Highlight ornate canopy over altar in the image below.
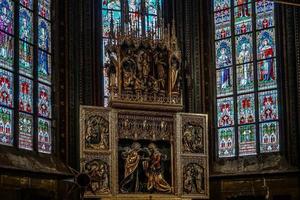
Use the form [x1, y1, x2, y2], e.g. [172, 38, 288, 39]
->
[79, 23, 209, 200]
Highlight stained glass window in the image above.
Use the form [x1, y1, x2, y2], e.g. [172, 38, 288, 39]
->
[38, 117, 51, 153]
[0, 32, 14, 70]
[38, 18, 51, 52]
[0, 0, 14, 34]
[0, 68, 13, 107]
[214, 0, 280, 157]
[19, 6, 33, 43]
[0, 106, 13, 146]
[0, 0, 52, 153]
[19, 41, 33, 77]
[19, 76, 33, 113]
[20, 0, 33, 10]
[19, 113, 33, 150]
[101, 0, 163, 107]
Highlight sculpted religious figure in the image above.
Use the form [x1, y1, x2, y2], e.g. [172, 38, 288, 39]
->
[85, 116, 109, 150]
[155, 52, 167, 92]
[106, 50, 119, 88]
[120, 142, 172, 193]
[120, 142, 146, 193]
[121, 49, 136, 90]
[183, 163, 204, 194]
[143, 143, 172, 193]
[85, 160, 110, 194]
[182, 124, 204, 154]
[169, 55, 180, 93]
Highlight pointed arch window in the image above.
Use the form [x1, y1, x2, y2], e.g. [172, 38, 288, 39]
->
[213, 0, 280, 157]
[101, 0, 163, 107]
[0, 0, 52, 153]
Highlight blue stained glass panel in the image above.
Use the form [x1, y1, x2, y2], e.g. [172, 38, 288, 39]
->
[145, 0, 160, 15]
[236, 33, 253, 64]
[257, 28, 276, 60]
[217, 97, 234, 127]
[129, 0, 141, 12]
[145, 15, 158, 38]
[19, 7, 33, 43]
[214, 9, 231, 40]
[0, 68, 13, 107]
[19, 41, 33, 77]
[20, 0, 33, 10]
[260, 121, 279, 153]
[18, 113, 33, 150]
[214, 0, 230, 11]
[0, 0, 14, 34]
[234, 3, 252, 34]
[258, 58, 277, 90]
[38, 50, 51, 84]
[218, 127, 235, 157]
[19, 76, 33, 113]
[215, 39, 232, 68]
[38, 18, 51, 52]
[0, 31, 13, 70]
[238, 124, 256, 156]
[237, 93, 255, 124]
[38, 0, 51, 20]
[256, 0, 274, 30]
[259, 90, 278, 122]
[216, 67, 233, 97]
[38, 83, 51, 118]
[102, 10, 121, 37]
[38, 118, 51, 153]
[0, 106, 12, 146]
[102, 0, 121, 10]
[237, 63, 254, 93]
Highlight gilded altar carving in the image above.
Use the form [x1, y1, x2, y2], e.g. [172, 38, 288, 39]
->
[183, 163, 204, 194]
[83, 158, 110, 194]
[117, 111, 173, 140]
[180, 114, 207, 155]
[80, 107, 209, 199]
[181, 157, 209, 198]
[80, 106, 111, 152]
[182, 122, 204, 154]
[119, 142, 172, 193]
[85, 115, 109, 150]
[104, 23, 183, 111]
[115, 110, 174, 194]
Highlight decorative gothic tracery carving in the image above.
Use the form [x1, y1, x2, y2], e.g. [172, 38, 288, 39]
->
[104, 23, 183, 111]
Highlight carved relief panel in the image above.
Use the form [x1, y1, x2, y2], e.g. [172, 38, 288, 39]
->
[80, 106, 112, 197]
[80, 107, 209, 199]
[177, 113, 209, 199]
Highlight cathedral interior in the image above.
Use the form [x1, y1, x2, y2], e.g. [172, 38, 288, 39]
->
[0, 0, 300, 199]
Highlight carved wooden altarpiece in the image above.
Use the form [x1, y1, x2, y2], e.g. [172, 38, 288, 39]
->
[79, 28, 209, 199]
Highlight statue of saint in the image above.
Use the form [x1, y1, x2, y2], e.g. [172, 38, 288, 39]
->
[169, 56, 180, 92]
[85, 160, 110, 194]
[183, 163, 204, 194]
[106, 51, 118, 88]
[143, 143, 172, 193]
[121, 49, 136, 90]
[120, 142, 145, 193]
[155, 52, 167, 91]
